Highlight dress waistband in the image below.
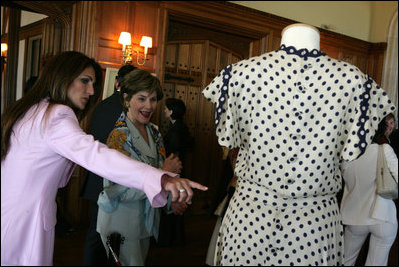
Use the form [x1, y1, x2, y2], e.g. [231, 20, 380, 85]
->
[236, 178, 337, 209]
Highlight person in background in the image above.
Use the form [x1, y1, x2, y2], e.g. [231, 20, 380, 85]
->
[157, 98, 193, 247]
[340, 113, 398, 266]
[96, 69, 183, 265]
[80, 64, 136, 266]
[1, 51, 207, 266]
[373, 113, 396, 145]
[389, 127, 399, 156]
[163, 98, 192, 176]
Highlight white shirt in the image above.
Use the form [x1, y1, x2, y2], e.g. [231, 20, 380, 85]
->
[340, 143, 398, 225]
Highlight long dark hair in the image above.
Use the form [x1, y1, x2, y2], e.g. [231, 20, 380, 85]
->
[372, 113, 395, 144]
[1, 51, 103, 160]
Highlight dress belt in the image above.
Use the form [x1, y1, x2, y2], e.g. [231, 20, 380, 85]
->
[236, 178, 337, 209]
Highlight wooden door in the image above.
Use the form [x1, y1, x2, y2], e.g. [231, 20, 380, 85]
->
[160, 40, 242, 214]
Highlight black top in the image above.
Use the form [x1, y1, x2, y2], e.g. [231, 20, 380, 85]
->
[163, 119, 192, 176]
[390, 129, 399, 157]
[80, 92, 123, 201]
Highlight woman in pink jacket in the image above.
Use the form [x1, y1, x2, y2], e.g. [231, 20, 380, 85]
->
[1, 51, 207, 266]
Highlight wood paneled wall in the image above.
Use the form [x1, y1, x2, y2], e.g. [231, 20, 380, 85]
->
[70, 1, 97, 57]
[159, 40, 242, 214]
[68, 0, 390, 223]
[96, 1, 160, 70]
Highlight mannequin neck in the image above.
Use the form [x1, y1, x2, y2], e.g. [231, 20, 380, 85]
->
[280, 23, 320, 51]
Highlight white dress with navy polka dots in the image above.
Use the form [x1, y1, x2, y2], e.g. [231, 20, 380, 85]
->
[202, 45, 396, 266]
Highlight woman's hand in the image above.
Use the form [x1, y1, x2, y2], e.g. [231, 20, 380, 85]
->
[161, 175, 208, 204]
[162, 153, 182, 174]
[171, 201, 188, 215]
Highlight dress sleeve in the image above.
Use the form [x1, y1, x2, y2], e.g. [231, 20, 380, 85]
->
[340, 75, 396, 161]
[202, 65, 240, 149]
[44, 104, 170, 207]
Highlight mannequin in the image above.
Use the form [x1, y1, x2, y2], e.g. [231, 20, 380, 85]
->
[201, 20, 395, 266]
[280, 23, 320, 50]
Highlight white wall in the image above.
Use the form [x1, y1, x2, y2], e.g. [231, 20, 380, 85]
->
[370, 1, 398, 42]
[21, 10, 47, 27]
[0, 8, 47, 35]
[230, 1, 397, 42]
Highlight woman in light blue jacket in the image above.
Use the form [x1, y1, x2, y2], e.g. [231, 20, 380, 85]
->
[97, 68, 185, 265]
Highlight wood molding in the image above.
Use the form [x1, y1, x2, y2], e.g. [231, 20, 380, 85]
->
[3, 7, 20, 109]
[70, 1, 97, 57]
[13, 1, 73, 26]
[161, 1, 293, 37]
[18, 20, 43, 40]
[155, 7, 168, 82]
[369, 42, 387, 53]
[1, 6, 10, 34]
[160, 1, 387, 81]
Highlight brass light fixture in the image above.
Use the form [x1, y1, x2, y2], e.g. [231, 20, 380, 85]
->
[1, 43, 8, 73]
[118, 32, 152, 65]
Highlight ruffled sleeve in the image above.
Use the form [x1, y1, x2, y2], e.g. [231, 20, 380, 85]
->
[202, 65, 240, 149]
[340, 75, 396, 161]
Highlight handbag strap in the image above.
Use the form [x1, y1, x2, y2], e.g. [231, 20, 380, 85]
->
[378, 144, 398, 184]
[377, 144, 384, 174]
[379, 144, 390, 172]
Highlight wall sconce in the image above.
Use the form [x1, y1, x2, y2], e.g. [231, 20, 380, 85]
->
[118, 32, 152, 66]
[1, 43, 7, 73]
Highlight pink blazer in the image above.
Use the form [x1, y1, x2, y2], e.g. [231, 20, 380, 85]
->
[1, 99, 172, 265]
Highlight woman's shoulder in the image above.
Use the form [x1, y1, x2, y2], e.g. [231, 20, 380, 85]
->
[41, 101, 78, 128]
[110, 113, 129, 132]
[382, 143, 396, 155]
[109, 122, 129, 140]
[107, 127, 129, 156]
[46, 101, 76, 118]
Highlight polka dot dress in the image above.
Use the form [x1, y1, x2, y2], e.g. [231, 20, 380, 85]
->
[202, 45, 396, 266]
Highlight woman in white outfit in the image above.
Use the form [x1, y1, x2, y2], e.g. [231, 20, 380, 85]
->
[340, 113, 398, 266]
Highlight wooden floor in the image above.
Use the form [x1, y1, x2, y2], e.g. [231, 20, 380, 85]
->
[54, 213, 399, 266]
[53, 214, 218, 266]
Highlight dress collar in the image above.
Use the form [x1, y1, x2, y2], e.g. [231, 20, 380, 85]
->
[278, 44, 325, 59]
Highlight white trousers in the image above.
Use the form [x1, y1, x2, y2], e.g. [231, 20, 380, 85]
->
[344, 221, 398, 266]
